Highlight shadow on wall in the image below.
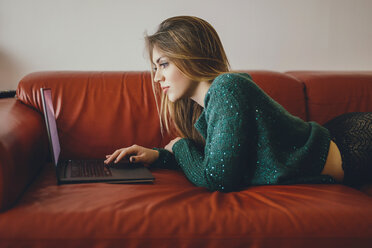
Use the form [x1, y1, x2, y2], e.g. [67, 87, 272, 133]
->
[0, 50, 24, 91]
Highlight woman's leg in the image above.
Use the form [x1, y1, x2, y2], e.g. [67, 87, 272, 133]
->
[323, 112, 372, 188]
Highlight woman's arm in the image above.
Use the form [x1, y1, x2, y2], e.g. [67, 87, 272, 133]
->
[172, 86, 252, 192]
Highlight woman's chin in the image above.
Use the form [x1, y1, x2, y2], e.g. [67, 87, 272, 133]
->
[167, 94, 176, 102]
[166, 92, 183, 103]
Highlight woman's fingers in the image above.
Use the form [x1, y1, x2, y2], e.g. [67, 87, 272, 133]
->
[129, 153, 143, 163]
[115, 146, 137, 163]
[104, 149, 122, 164]
[114, 150, 129, 163]
[113, 145, 139, 164]
[105, 145, 142, 165]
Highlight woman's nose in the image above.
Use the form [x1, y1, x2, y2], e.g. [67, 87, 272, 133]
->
[154, 70, 164, 83]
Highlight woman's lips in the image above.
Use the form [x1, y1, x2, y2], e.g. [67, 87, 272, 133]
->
[162, 87, 170, 93]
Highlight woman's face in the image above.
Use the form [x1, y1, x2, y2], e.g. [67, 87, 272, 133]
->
[152, 46, 197, 102]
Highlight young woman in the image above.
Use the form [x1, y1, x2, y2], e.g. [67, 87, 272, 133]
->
[105, 16, 372, 192]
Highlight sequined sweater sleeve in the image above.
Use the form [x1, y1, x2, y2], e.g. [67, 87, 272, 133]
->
[172, 95, 250, 192]
[151, 73, 336, 192]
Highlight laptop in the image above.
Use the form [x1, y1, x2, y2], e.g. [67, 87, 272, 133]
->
[40, 88, 155, 185]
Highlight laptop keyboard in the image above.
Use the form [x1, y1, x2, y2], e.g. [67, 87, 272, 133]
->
[70, 160, 112, 178]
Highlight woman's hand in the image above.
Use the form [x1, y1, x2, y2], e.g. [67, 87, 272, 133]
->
[104, 144, 159, 166]
[164, 137, 182, 153]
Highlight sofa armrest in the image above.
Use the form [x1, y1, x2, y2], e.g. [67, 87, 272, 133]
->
[0, 98, 48, 212]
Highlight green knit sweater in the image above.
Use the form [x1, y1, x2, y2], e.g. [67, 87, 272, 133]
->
[152, 73, 336, 192]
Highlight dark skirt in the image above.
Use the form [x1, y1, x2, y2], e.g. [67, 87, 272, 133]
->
[323, 112, 372, 187]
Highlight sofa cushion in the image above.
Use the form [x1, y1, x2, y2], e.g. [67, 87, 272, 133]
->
[286, 71, 372, 124]
[0, 164, 371, 247]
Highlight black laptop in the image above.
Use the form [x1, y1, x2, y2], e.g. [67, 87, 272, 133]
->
[40, 88, 155, 185]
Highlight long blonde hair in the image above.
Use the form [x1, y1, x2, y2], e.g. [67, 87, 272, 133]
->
[145, 16, 231, 147]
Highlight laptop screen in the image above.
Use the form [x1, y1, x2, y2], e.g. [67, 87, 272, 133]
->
[41, 88, 61, 166]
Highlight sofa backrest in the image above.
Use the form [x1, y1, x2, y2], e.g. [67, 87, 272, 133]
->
[286, 71, 372, 124]
[16, 71, 174, 159]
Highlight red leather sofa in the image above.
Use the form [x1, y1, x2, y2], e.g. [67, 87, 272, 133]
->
[0, 70, 372, 247]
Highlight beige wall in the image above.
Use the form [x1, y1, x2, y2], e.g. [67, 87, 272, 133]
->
[1, 0, 372, 90]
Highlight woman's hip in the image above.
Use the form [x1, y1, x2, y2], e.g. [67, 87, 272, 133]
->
[323, 112, 372, 187]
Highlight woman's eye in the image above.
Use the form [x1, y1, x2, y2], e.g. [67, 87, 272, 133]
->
[152, 62, 168, 72]
[160, 62, 168, 68]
